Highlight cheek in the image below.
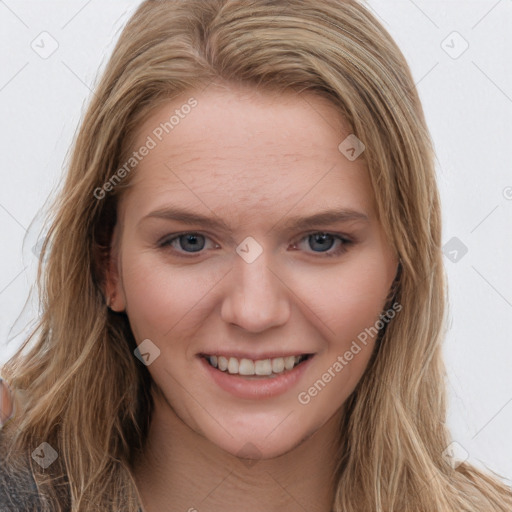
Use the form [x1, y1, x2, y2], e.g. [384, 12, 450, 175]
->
[296, 270, 388, 413]
[120, 252, 217, 342]
[293, 256, 393, 404]
[303, 257, 393, 344]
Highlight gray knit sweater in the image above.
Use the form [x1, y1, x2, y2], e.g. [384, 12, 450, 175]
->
[0, 454, 43, 511]
[0, 452, 144, 512]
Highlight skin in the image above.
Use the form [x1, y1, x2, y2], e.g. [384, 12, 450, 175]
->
[0, 379, 14, 427]
[105, 82, 399, 512]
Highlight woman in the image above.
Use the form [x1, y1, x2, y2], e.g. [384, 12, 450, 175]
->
[1, 0, 511, 511]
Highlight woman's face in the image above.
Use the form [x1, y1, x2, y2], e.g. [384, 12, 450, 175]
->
[107, 84, 398, 459]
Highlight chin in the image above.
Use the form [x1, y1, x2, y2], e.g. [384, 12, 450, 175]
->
[200, 418, 319, 462]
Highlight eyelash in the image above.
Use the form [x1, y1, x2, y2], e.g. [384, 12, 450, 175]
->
[157, 232, 354, 259]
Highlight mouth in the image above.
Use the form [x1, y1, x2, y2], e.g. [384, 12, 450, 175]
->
[199, 353, 313, 379]
[198, 351, 316, 399]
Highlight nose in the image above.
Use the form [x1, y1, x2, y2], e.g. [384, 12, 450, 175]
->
[220, 248, 291, 333]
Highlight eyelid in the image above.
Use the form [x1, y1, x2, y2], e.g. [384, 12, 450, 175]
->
[291, 230, 353, 244]
[290, 232, 353, 258]
[157, 230, 355, 258]
[157, 231, 219, 253]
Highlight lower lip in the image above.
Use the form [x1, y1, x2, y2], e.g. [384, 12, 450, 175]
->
[199, 356, 315, 400]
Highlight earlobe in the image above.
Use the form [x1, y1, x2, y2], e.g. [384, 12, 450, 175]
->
[104, 227, 127, 313]
[105, 267, 127, 313]
[106, 293, 126, 313]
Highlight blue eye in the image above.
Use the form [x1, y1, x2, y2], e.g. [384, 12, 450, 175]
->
[158, 232, 352, 258]
[159, 233, 212, 253]
[293, 232, 352, 257]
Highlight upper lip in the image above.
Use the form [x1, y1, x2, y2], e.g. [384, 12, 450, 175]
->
[198, 351, 313, 360]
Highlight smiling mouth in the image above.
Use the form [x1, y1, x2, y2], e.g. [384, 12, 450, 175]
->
[200, 353, 313, 378]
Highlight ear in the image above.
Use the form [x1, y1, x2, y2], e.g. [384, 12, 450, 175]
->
[104, 223, 127, 313]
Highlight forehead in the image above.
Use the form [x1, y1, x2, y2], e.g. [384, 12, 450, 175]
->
[121, 85, 375, 222]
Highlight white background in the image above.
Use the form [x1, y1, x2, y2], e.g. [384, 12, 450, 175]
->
[0, 0, 511, 483]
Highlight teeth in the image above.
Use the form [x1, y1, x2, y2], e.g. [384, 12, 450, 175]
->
[255, 359, 272, 376]
[217, 356, 228, 371]
[228, 357, 238, 374]
[238, 358, 255, 375]
[206, 354, 307, 376]
[284, 356, 296, 370]
[272, 357, 285, 373]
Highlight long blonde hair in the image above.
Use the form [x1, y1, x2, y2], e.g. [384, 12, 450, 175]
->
[1, 1, 511, 510]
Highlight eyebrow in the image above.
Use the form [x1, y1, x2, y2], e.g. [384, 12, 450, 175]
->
[140, 206, 369, 232]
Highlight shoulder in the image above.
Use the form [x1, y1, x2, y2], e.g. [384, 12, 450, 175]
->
[0, 439, 44, 512]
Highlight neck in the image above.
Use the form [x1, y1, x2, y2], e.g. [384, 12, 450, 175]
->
[131, 386, 343, 512]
